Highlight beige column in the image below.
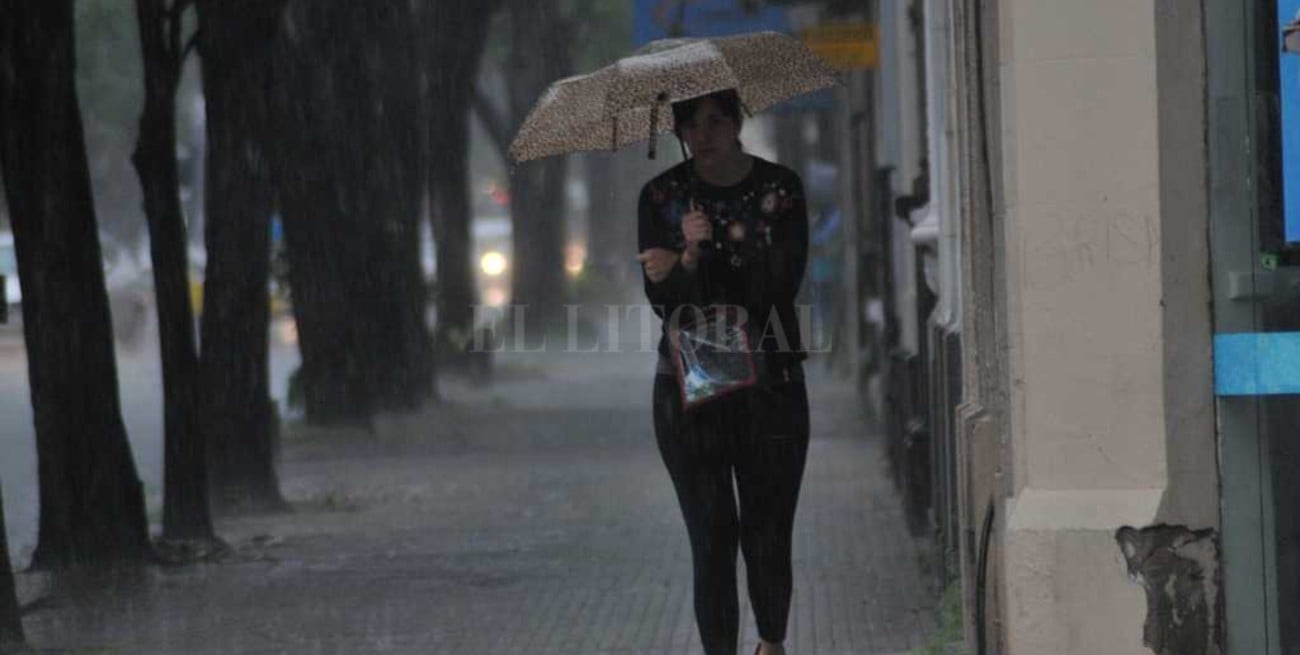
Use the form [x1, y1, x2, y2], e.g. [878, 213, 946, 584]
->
[994, 1, 1214, 652]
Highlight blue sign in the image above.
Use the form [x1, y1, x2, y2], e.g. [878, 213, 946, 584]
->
[1280, 0, 1300, 242]
[633, 0, 790, 47]
[1215, 331, 1300, 395]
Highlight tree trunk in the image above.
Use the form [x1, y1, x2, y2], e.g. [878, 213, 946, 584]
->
[427, 0, 496, 355]
[271, 2, 373, 425]
[504, 0, 572, 334]
[430, 151, 476, 347]
[508, 158, 568, 330]
[274, 0, 434, 422]
[583, 151, 622, 285]
[196, 0, 289, 508]
[133, 0, 214, 538]
[0, 487, 24, 649]
[351, 0, 435, 409]
[0, 0, 150, 569]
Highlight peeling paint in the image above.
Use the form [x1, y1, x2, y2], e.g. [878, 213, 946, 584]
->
[1115, 525, 1220, 655]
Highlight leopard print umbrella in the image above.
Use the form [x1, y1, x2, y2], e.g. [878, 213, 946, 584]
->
[508, 31, 841, 163]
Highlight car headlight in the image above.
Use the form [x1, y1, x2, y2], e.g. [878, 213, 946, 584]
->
[565, 244, 586, 277]
[483, 287, 508, 308]
[480, 251, 508, 277]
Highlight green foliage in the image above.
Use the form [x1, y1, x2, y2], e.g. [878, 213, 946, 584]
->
[566, 266, 622, 305]
[911, 581, 970, 655]
[485, 0, 632, 76]
[568, 0, 633, 71]
[482, 8, 512, 63]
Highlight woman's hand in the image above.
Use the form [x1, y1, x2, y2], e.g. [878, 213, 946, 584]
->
[680, 202, 711, 270]
[638, 248, 680, 283]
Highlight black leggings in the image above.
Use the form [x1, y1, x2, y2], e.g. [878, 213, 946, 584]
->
[652, 374, 810, 655]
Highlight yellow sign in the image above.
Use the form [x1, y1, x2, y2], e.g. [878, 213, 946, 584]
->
[799, 22, 878, 71]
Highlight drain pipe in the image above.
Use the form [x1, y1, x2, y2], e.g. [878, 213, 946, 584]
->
[975, 496, 995, 655]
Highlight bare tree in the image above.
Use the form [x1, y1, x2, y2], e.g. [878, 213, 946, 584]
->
[426, 0, 499, 359]
[503, 0, 572, 333]
[475, 0, 614, 335]
[133, 0, 215, 539]
[0, 0, 150, 568]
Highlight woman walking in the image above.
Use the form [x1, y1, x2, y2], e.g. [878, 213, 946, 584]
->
[637, 88, 811, 655]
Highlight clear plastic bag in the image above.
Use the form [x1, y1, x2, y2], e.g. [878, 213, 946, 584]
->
[667, 306, 758, 410]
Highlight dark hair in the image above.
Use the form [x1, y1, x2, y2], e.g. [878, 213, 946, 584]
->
[671, 89, 743, 134]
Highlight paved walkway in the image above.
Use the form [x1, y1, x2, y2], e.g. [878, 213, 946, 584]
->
[14, 347, 935, 654]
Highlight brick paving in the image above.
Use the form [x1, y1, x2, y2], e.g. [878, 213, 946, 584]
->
[14, 347, 935, 654]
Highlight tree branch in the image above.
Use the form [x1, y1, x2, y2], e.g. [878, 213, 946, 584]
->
[136, 0, 167, 90]
[169, 0, 195, 24]
[168, 0, 187, 57]
[181, 30, 200, 63]
[165, 29, 199, 89]
[471, 86, 510, 164]
[166, 0, 197, 87]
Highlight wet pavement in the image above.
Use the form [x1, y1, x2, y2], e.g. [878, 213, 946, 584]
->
[7, 336, 936, 654]
[0, 315, 303, 564]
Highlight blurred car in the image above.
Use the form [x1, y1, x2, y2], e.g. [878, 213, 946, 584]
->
[172, 240, 292, 323]
[473, 214, 512, 311]
[0, 230, 152, 348]
[419, 214, 513, 321]
[0, 233, 19, 340]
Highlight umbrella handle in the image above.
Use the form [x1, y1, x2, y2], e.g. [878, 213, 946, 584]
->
[686, 179, 716, 259]
[648, 91, 669, 160]
[648, 106, 659, 159]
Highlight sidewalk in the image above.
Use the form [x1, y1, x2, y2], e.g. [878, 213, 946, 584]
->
[16, 348, 936, 654]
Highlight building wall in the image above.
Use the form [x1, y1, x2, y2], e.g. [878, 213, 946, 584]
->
[959, 0, 1220, 652]
[1003, 0, 1166, 495]
[998, 0, 1155, 650]
[878, 0, 925, 357]
[1152, 0, 1216, 531]
[952, 0, 1009, 647]
[874, 0, 937, 538]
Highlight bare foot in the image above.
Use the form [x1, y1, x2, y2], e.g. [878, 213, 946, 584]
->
[758, 641, 786, 655]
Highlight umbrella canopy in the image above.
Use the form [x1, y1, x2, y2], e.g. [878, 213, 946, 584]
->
[508, 31, 840, 163]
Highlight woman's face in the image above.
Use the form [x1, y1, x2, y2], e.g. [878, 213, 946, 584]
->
[677, 97, 741, 166]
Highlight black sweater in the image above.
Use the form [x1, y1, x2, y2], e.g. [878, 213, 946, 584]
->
[637, 155, 809, 378]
